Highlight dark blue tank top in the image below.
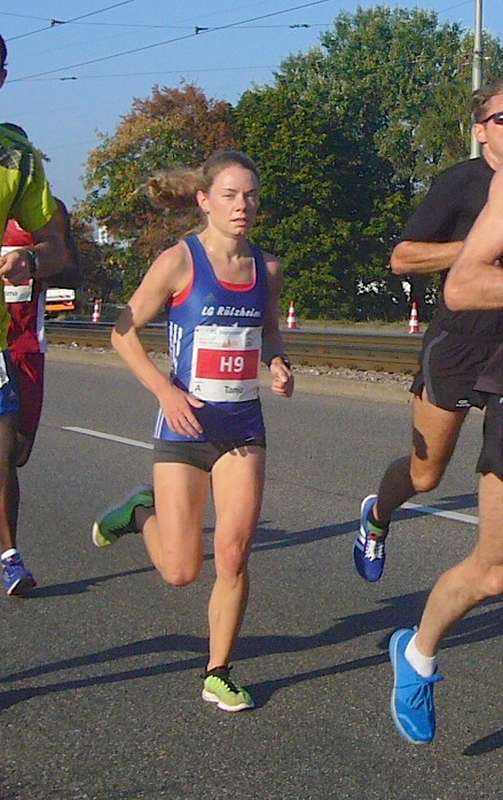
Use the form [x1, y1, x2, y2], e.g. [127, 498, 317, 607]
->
[154, 235, 268, 443]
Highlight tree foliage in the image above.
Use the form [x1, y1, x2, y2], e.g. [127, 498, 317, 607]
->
[80, 84, 237, 270]
[78, 7, 503, 318]
[70, 218, 123, 304]
[235, 6, 503, 318]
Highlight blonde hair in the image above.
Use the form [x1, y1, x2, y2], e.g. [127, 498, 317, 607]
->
[144, 150, 260, 210]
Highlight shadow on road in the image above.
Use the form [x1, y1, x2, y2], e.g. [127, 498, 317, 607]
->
[30, 565, 155, 598]
[463, 728, 503, 757]
[2, 585, 502, 721]
[251, 490, 479, 557]
[1, 490, 495, 753]
[22, 489, 479, 600]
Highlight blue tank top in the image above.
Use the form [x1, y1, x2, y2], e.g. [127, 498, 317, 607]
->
[154, 235, 269, 443]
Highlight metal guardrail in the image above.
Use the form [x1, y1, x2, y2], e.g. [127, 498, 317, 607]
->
[46, 320, 423, 374]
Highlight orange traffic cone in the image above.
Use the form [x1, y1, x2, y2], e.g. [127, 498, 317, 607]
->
[91, 298, 102, 323]
[287, 300, 298, 330]
[408, 300, 419, 334]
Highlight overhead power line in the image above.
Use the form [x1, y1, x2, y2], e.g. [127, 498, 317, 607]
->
[69, 21, 329, 30]
[0, 11, 49, 22]
[437, 0, 472, 14]
[0, 0, 474, 37]
[27, 65, 279, 82]
[10, 0, 330, 83]
[6, 0, 137, 43]
[4, 17, 329, 31]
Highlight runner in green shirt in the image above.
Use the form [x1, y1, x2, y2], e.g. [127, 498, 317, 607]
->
[0, 35, 70, 595]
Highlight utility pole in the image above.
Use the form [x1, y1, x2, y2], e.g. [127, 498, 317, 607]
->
[470, 0, 483, 158]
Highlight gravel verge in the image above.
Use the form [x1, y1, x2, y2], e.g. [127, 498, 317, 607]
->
[46, 343, 413, 404]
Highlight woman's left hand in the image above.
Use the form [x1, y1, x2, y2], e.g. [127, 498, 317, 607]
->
[270, 358, 294, 398]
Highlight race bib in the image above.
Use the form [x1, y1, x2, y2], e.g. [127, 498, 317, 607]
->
[190, 325, 262, 402]
[4, 281, 33, 304]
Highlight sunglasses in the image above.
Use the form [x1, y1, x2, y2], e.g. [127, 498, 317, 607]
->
[480, 111, 503, 125]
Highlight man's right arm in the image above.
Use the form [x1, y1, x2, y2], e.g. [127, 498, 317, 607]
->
[390, 240, 463, 275]
[390, 171, 462, 276]
[445, 169, 503, 311]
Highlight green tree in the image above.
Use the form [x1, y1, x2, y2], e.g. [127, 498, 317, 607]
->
[71, 218, 124, 304]
[80, 83, 237, 290]
[235, 6, 503, 319]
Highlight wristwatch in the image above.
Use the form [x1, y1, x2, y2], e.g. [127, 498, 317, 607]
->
[24, 248, 39, 278]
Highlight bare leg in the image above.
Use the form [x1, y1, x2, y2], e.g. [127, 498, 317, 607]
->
[11, 432, 34, 538]
[16, 431, 36, 468]
[0, 414, 19, 552]
[207, 446, 265, 669]
[138, 462, 209, 584]
[416, 472, 503, 656]
[375, 389, 468, 524]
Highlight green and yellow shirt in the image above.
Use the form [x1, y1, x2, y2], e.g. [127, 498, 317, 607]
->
[0, 125, 56, 348]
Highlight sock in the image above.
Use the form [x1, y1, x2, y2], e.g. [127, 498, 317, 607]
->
[369, 506, 389, 535]
[204, 665, 229, 678]
[405, 633, 437, 678]
[1, 548, 17, 560]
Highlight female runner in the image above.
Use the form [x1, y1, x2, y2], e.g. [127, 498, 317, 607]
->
[92, 150, 293, 711]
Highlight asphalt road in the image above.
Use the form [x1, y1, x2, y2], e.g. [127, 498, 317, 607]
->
[1, 356, 501, 800]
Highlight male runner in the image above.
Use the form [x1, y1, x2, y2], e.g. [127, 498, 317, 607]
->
[2, 218, 44, 467]
[354, 79, 503, 583]
[388, 165, 503, 744]
[0, 37, 68, 595]
[3, 195, 81, 467]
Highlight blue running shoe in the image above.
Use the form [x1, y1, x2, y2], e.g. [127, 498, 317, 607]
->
[353, 494, 388, 582]
[389, 628, 443, 744]
[1, 551, 36, 596]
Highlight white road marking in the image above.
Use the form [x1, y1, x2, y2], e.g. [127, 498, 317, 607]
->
[403, 502, 478, 526]
[62, 426, 153, 450]
[63, 426, 479, 526]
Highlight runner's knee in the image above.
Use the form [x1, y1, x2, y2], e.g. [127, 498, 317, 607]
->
[16, 453, 29, 468]
[409, 465, 444, 493]
[158, 561, 201, 587]
[16, 443, 32, 468]
[155, 539, 202, 586]
[0, 439, 18, 473]
[479, 565, 503, 599]
[215, 539, 249, 579]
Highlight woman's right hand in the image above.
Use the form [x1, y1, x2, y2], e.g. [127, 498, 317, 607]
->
[159, 383, 205, 438]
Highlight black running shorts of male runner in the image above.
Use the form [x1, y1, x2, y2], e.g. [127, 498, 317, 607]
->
[476, 394, 503, 478]
[410, 328, 499, 411]
[153, 436, 266, 472]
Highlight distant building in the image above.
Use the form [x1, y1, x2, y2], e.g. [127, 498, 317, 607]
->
[97, 224, 110, 245]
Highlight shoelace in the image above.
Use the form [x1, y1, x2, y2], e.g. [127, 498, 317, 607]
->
[399, 673, 443, 710]
[108, 509, 136, 536]
[110, 522, 131, 536]
[204, 666, 240, 694]
[365, 537, 385, 561]
[2, 555, 22, 574]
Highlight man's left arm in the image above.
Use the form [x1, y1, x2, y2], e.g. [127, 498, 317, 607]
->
[0, 214, 70, 285]
[0, 152, 70, 284]
[445, 168, 503, 311]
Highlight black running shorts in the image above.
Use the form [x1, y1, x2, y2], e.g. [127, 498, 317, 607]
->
[153, 436, 266, 472]
[476, 394, 503, 478]
[410, 329, 498, 411]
